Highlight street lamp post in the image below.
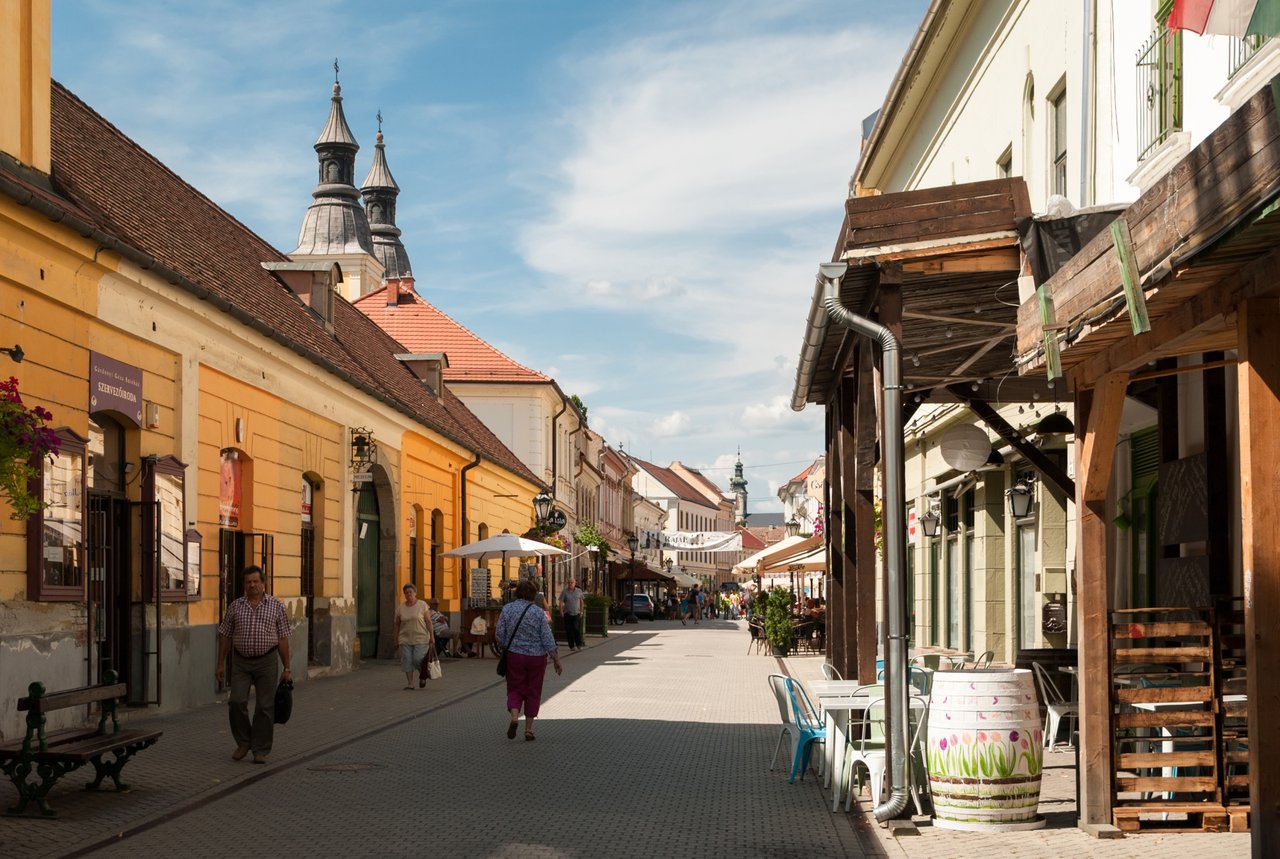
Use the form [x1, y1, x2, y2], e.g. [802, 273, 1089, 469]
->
[785, 515, 801, 599]
[625, 534, 639, 624]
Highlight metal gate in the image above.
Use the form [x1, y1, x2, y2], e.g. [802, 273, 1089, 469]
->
[218, 529, 275, 615]
[86, 494, 130, 692]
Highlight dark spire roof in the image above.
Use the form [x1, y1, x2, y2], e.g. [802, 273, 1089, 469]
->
[729, 451, 748, 491]
[292, 67, 375, 257]
[360, 117, 412, 281]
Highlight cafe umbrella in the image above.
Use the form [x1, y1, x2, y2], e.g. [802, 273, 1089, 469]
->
[443, 532, 568, 594]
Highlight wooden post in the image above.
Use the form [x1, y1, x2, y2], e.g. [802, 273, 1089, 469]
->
[1240, 298, 1280, 858]
[829, 400, 847, 677]
[853, 345, 878, 684]
[1074, 372, 1127, 833]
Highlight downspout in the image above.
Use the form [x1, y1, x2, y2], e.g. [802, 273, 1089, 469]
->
[460, 454, 482, 599]
[548, 397, 569, 587]
[1079, 0, 1096, 206]
[818, 261, 910, 822]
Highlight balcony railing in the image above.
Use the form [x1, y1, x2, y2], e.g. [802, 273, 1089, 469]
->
[1228, 33, 1269, 80]
[1136, 23, 1182, 162]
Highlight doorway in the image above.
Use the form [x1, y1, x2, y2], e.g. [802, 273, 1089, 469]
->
[87, 492, 131, 690]
[356, 486, 380, 658]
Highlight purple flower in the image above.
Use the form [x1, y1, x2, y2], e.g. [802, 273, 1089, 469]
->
[939, 737, 948, 751]
[1009, 730, 1019, 742]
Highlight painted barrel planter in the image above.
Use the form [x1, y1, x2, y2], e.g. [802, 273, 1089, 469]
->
[926, 669, 1045, 831]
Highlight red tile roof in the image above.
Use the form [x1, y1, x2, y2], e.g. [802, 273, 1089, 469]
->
[33, 82, 535, 486]
[632, 458, 714, 508]
[354, 286, 550, 383]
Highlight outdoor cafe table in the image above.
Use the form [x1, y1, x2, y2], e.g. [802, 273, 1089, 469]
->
[810, 680, 928, 813]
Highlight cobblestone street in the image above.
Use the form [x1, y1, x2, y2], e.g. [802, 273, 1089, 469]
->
[0, 622, 1250, 858]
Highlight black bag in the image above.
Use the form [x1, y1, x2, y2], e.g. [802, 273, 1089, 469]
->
[496, 604, 535, 677]
[273, 678, 294, 725]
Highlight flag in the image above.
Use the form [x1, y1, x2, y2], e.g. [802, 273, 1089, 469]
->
[1168, 0, 1280, 38]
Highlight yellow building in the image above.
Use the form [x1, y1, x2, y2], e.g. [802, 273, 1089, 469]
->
[0, 0, 538, 734]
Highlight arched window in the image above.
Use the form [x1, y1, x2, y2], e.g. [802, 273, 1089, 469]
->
[430, 508, 444, 599]
[409, 504, 423, 587]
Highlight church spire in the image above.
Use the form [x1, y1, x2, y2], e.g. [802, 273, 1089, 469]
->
[291, 61, 375, 260]
[729, 448, 749, 526]
[360, 112, 413, 284]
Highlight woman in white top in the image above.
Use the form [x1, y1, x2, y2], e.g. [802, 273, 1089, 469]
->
[394, 583, 434, 689]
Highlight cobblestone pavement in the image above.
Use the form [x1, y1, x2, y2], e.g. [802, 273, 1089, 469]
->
[0, 623, 1251, 858]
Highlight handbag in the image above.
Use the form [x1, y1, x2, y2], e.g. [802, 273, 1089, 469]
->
[420, 645, 440, 681]
[496, 603, 535, 677]
[273, 678, 294, 724]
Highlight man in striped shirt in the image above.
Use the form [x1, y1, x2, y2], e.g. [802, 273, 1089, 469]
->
[215, 566, 292, 764]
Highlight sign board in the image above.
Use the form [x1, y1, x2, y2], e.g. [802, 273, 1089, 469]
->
[547, 509, 567, 530]
[469, 568, 491, 602]
[89, 351, 143, 425]
[1042, 593, 1068, 634]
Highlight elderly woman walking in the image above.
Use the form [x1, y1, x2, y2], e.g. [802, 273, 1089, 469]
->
[394, 583, 434, 690]
[496, 579, 562, 741]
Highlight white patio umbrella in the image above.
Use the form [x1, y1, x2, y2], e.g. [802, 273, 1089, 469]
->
[442, 532, 568, 563]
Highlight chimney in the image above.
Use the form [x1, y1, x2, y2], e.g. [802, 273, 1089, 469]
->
[1, 0, 52, 173]
[396, 352, 449, 402]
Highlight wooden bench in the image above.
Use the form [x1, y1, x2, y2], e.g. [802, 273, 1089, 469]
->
[0, 671, 162, 817]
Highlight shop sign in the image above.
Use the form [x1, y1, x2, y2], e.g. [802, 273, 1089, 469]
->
[89, 352, 143, 425]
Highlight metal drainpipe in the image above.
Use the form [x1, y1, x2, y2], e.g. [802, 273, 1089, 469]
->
[547, 398, 569, 591]
[459, 454, 482, 601]
[1080, 0, 1096, 207]
[818, 262, 911, 822]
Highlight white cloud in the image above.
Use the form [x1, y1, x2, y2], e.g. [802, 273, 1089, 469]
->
[651, 411, 692, 437]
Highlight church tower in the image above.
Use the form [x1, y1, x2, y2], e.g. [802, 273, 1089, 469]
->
[360, 115, 414, 297]
[729, 450, 749, 526]
[290, 64, 384, 301]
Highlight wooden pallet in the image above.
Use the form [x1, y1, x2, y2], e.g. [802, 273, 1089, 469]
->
[1113, 802, 1250, 833]
[1111, 607, 1223, 815]
[1215, 597, 1249, 807]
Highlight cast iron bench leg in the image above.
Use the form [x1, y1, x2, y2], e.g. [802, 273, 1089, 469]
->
[86, 738, 158, 792]
[4, 758, 85, 817]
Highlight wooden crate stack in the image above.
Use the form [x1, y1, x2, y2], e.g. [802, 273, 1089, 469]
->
[1110, 606, 1232, 832]
[1215, 597, 1249, 823]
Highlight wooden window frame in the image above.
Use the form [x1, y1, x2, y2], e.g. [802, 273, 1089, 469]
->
[27, 427, 89, 601]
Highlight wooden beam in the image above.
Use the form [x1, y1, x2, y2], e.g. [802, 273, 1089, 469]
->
[1239, 297, 1280, 858]
[854, 344, 878, 684]
[902, 309, 1016, 330]
[896, 248, 1020, 275]
[1110, 217, 1151, 334]
[1078, 372, 1129, 507]
[1074, 386, 1114, 828]
[947, 387, 1076, 499]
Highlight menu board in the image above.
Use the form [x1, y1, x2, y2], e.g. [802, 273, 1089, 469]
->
[469, 568, 491, 603]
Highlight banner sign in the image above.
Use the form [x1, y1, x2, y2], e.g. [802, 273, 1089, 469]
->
[660, 531, 743, 553]
[89, 351, 143, 426]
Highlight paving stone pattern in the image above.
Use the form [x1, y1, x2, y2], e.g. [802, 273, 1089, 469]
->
[0, 622, 1251, 858]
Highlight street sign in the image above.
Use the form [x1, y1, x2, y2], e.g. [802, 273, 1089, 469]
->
[547, 509, 567, 530]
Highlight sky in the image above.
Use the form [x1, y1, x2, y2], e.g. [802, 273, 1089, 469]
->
[51, 0, 927, 515]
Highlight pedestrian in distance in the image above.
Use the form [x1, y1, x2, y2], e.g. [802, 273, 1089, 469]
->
[215, 565, 292, 765]
[496, 579, 562, 741]
[394, 583, 433, 689]
[558, 576, 585, 651]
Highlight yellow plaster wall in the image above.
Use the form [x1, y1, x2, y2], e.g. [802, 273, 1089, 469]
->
[195, 366, 343, 625]
[0, 0, 52, 174]
[464, 461, 539, 602]
[0, 201, 183, 608]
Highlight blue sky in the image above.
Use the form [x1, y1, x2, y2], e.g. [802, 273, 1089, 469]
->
[52, 0, 926, 514]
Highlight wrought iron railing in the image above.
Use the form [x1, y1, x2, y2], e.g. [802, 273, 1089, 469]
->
[1135, 23, 1182, 162]
[1228, 33, 1269, 79]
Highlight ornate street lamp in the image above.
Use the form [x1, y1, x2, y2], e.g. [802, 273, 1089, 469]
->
[625, 533, 639, 624]
[1006, 481, 1035, 518]
[920, 506, 941, 537]
[532, 491, 554, 531]
[785, 516, 801, 537]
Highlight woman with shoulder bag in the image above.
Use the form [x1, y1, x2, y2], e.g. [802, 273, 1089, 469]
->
[495, 579, 562, 741]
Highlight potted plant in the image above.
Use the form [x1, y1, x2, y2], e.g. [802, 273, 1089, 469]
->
[764, 587, 795, 656]
[0, 376, 59, 519]
[583, 593, 612, 638]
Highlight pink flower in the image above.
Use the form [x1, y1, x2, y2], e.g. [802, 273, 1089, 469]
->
[939, 737, 948, 751]
[977, 731, 987, 742]
[991, 732, 1001, 742]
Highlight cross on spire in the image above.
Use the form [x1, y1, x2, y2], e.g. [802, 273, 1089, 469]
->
[377, 109, 383, 133]
[334, 58, 340, 83]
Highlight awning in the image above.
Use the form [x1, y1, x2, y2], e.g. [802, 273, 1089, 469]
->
[732, 534, 810, 576]
[759, 545, 825, 575]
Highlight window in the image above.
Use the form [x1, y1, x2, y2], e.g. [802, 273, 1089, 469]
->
[301, 477, 318, 598]
[1135, 12, 1182, 161]
[1049, 85, 1068, 196]
[430, 509, 443, 599]
[997, 145, 1013, 179]
[408, 504, 420, 588]
[143, 455, 193, 600]
[27, 428, 88, 600]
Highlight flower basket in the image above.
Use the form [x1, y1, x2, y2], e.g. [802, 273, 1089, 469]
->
[0, 377, 59, 519]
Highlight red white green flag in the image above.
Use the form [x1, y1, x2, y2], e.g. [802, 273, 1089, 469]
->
[1168, 0, 1280, 37]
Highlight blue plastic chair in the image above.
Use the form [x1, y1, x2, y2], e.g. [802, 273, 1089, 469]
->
[782, 677, 826, 783]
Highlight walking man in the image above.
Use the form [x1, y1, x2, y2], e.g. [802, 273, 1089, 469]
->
[558, 577, 585, 651]
[215, 565, 291, 764]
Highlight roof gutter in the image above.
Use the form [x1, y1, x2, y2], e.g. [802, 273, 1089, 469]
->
[818, 261, 911, 823]
[0, 167, 506, 476]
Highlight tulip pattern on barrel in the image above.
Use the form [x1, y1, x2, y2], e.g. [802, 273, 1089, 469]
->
[926, 669, 1047, 831]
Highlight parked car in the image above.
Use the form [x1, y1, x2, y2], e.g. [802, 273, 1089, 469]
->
[628, 594, 655, 620]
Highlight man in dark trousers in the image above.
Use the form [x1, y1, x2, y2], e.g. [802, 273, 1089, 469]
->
[558, 577, 585, 651]
[215, 565, 291, 764]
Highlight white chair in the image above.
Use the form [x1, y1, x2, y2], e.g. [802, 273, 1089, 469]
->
[841, 693, 931, 813]
[821, 662, 843, 681]
[1033, 661, 1078, 749]
[767, 673, 797, 772]
[973, 650, 995, 669]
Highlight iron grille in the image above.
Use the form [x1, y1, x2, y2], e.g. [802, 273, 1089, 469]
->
[1135, 23, 1182, 162]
